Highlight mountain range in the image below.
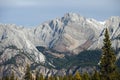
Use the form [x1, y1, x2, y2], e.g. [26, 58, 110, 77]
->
[0, 13, 120, 79]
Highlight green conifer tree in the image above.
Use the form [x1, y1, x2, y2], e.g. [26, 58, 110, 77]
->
[54, 76, 58, 80]
[48, 76, 54, 80]
[36, 72, 40, 80]
[68, 74, 73, 80]
[24, 64, 31, 80]
[74, 71, 82, 80]
[82, 72, 89, 80]
[39, 73, 44, 80]
[100, 28, 117, 80]
[92, 70, 100, 80]
[58, 76, 63, 80]
[63, 75, 68, 80]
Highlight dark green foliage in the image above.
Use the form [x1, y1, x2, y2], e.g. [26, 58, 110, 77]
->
[63, 75, 69, 80]
[82, 72, 90, 80]
[91, 70, 100, 80]
[36, 46, 46, 53]
[36, 46, 101, 69]
[39, 73, 44, 80]
[47, 76, 54, 80]
[68, 74, 73, 80]
[116, 58, 120, 70]
[54, 76, 57, 80]
[4, 76, 9, 80]
[100, 28, 117, 80]
[3, 56, 16, 66]
[1, 73, 16, 80]
[35, 72, 40, 80]
[65, 50, 101, 68]
[2, 53, 25, 66]
[24, 64, 32, 80]
[0, 51, 4, 56]
[74, 71, 82, 80]
[58, 76, 63, 80]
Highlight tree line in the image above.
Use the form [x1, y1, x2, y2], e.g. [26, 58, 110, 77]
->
[0, 28, 120, 80]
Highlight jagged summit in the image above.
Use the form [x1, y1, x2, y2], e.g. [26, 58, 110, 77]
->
[62, 13, 86, 23]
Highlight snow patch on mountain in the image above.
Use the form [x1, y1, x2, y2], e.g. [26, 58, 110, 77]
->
[99, 21, 105, 25]
[86, 19, 105, 30]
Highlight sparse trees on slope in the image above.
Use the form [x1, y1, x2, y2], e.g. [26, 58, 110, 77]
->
[100, 28, 117, 80]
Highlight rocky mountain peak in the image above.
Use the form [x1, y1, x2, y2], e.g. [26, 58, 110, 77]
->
[62, 13, 85, 23]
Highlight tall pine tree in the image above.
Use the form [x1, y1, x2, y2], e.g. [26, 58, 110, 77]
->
[24, 64, 32, 80]
[35, 72, 40, 80]
[39, 73, 44, 80]
[100, 28, 117, 80]
[82, 72, 89, 80]
[92, 70, 100, 80]
[74, 71, 82, 80]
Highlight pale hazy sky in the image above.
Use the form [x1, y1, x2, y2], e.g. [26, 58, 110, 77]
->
[0, 0, 120, 27]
